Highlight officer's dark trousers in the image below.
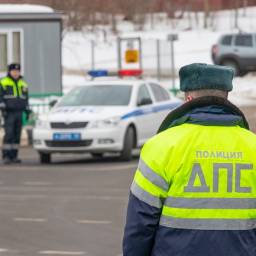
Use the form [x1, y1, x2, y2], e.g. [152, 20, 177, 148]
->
[2, 111, 23, 160]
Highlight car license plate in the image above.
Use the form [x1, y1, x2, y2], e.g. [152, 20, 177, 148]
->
[53, 133, 81, 141]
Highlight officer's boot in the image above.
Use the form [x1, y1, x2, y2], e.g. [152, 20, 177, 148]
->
[11, 149, 21, 163]
[3, 157, 12, 165]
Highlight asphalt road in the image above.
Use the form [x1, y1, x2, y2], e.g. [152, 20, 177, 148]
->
[0, 105, 254, 256]
[0, 148, 138, 256]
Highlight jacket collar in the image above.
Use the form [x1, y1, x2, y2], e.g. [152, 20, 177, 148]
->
[158, 96, 249, 133]
[7, 74, 22, 82]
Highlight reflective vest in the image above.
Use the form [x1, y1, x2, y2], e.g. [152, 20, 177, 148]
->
[0, 76, 28, 111]
[131, 123, 256, 230]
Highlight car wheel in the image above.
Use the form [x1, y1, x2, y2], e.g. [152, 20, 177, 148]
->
[120, 126, 134, 161]
[39, 152, 51, 164]
[221, 59, 240, 76]
[91, 153, 104, 158]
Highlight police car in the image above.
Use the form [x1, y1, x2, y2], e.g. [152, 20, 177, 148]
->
[33, 70, 182, 163]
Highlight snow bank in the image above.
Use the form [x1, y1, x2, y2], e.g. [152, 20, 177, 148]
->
[63, 75, 88, 94]
[0, 4, 54, 13]
[229, 74, 256, 106]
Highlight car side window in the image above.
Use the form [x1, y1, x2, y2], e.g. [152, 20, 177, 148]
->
[137, 85, 152, 106]
[221, 35, 232, 46]
[235, 35, 253, 47]
[149, 83, 170, 102]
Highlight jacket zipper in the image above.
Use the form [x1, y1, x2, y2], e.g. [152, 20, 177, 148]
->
[14, 79, 20, 98]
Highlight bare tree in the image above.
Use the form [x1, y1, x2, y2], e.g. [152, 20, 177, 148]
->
[243, 0, 248, 16]
[234, 0, 240, 29]
[204, 0, 210, 28]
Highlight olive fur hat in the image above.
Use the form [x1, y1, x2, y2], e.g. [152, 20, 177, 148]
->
[179, 63, 234, 92]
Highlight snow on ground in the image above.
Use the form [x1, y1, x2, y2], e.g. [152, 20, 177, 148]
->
[62, 29, 218, 71]
[62, 7, 256, 71]
[0, 4, 54, 13]
[62, 75, 89, 94]
[62, 6, 256, 107]
[230, 74, 256, 106]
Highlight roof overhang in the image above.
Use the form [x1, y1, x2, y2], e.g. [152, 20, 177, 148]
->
[0, 12, 63, 22]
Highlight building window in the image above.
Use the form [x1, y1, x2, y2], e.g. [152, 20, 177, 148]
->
[0, 30, 23, 74]
[0, 34, 8, 73]
[12, 32, 21, 63]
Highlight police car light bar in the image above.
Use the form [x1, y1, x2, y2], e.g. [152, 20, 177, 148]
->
[118, 69, 143, 77]
[88, 69, 143, 78]
[88, 70, 109, 78]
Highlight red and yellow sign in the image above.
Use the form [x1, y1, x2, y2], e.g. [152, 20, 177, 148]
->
[125, 49, 139, 63]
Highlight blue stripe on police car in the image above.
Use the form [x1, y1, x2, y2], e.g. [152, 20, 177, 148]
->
[121, 102, 180, 120]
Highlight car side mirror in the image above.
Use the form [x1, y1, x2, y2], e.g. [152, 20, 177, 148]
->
[49, 99, 58, 108]
[138, 98, 152, 106]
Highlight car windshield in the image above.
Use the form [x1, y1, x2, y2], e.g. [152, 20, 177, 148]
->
[58, 85, 132, 107]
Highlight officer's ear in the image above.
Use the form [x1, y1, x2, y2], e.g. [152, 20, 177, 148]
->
[186, 95, 193, 102]
[185, 92, 193, 102]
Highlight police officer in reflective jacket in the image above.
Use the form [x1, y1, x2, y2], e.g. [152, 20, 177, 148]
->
[0, 63, 29, 164]
[123, 63, 256, 256]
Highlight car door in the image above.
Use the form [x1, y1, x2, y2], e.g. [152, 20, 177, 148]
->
[218, 35, 233, 58]
[135, 84, 154, 145]
[233, 34, 256, 67]
[148, 83, 172, 132]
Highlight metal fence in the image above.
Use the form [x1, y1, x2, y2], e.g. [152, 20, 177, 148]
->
[24, 93, 63, 126]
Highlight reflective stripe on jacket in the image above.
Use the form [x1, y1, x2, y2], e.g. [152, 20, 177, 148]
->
[123, 96, 256, 256]
[0, 75, 28, 111]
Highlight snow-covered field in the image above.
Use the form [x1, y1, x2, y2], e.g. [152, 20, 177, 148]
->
[230, 74, 256, 106]
[62, 6, 256, 106]
[62, 7, 256, 70]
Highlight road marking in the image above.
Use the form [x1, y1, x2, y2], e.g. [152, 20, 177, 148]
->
[14, 218, 47, 222]
[77, 219, 112, 224]
[83, 195, 125, 200]
[96, 164, 137, 172]
[0, 248, 20, 254]
[39, 251, 87, 255]
[0, 194, 126, 201]
[24, 182, 53, 186]
[0, 248, 9, 252]
[0, 194, 48, 200]
[1, 163, 138, 172]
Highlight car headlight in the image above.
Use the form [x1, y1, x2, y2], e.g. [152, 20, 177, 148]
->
[88, 117, 121, 128]
[35, 119, 49, 129]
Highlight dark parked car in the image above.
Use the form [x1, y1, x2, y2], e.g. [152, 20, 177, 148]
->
[212, 33, 256, 76]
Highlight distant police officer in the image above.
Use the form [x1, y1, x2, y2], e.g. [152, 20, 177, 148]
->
[0, 64, 29, 164]
[123, 63, 256, 256]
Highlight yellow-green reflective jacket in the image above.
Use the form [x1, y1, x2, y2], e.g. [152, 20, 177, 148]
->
[0, 75, 29, 111]
[123, 97, 256, 256]
[132, 123, 256, 230]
